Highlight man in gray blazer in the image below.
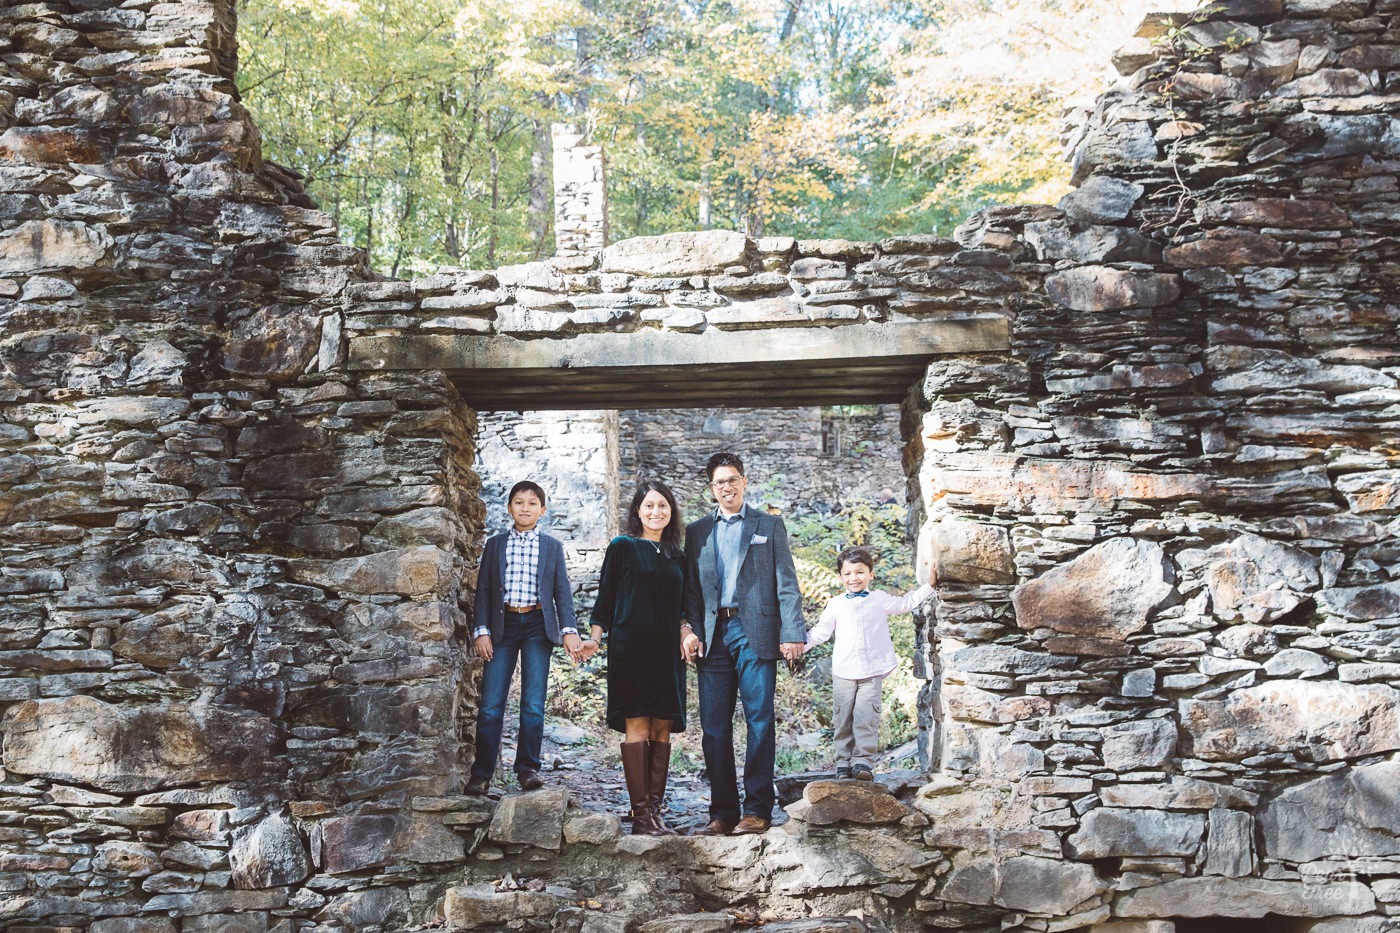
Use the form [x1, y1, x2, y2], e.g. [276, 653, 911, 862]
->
[681, 452, 806, 834]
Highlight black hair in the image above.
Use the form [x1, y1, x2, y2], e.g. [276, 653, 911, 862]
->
[508, 480, 547, 508]
[626, 480, 684, 560]
[705, 451, 745, 481]
[836, 546, 876, 573]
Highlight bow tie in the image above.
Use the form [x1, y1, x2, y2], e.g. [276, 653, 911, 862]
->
[845, 591, 870, 599]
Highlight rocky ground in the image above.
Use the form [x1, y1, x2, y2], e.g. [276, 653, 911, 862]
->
[475, 710, 923, 834]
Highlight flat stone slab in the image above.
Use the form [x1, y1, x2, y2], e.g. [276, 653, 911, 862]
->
[348, 318, 1010, 409]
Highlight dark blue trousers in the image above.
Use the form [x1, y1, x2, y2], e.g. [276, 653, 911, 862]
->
[697, 613, 777, 823]
[471, 609, 550, 781]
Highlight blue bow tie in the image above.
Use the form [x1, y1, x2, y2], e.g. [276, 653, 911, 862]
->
[845, 591, 869, 599]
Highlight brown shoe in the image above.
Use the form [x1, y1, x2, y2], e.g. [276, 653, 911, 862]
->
[732, 815, 771, 835]
[692, 818, 735, 836]
[518, 770, 545, 791]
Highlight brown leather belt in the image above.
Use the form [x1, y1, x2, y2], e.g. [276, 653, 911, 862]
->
[717, 607, 738, 621]
[506, 603, 541, 614]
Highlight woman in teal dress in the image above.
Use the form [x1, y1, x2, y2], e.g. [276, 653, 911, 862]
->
[582, 479, 686, 835]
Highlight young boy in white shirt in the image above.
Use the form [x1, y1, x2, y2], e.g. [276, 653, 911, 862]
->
[804, 546, 937, 780]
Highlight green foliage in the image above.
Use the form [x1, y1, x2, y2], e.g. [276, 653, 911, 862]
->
[238, 0, 1166, 272]
[786, 499, 916, 614]
[545, 644, 609, 722]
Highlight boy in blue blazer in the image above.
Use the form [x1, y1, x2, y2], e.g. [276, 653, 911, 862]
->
[466, 481, 582, 795]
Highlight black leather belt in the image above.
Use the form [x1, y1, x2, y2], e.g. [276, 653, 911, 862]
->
[717, 607, 738, 621]
[506, 603, 540, 614]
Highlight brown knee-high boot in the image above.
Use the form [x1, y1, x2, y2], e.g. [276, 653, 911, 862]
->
[647, 741, 677, 835]
[620, 741, 661, 836]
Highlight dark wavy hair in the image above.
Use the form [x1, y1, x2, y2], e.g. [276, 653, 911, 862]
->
[836, 546, 876, 573]
[705, 451, 745, 481]
[626, 480, 684, 560]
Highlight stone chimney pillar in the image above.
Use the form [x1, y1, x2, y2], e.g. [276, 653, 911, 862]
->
[552, 123, 607, 258]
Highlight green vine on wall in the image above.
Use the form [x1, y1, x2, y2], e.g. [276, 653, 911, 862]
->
[1138, 3, 1256, 235]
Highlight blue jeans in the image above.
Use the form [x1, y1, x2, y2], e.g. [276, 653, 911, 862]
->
[697, 613, 777, 823]
[471, 610, 551, 781]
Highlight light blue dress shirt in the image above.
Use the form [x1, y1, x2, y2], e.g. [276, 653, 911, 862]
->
[713, 505, 746, 609]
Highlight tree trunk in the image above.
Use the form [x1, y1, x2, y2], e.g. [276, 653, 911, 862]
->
[698, 162, 711, 229]
[488, 136, 500, 266]
[778, 0, 802, 43]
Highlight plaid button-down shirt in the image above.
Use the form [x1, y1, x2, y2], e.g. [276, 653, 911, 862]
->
[504, 527, 541, 606]
[473, 527, 577, 639]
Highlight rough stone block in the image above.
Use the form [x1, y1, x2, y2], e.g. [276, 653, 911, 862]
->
[1066, 808, 1205, 859]
[444, 883, 560, 929]
[1012, 537, 1174, 640]
[221, 306, 322, 379]
[795, 780, 909, 826]
[943, 854, 1105, 915]
[289, 546, 454, 597]
[0, 218, 112, 273]
[319, 813, 464, 873]
[1181, 680, 1400, 762]
[1259, 759, 1400, 862]
[1045, 266, 1180, 311]
[1101, 718, 1178, 772]
[926, 519, 1015, 584]
[601, 231, 749, 276]
[1, 695, 279, 793]
[488, 788, 569, 849]
[1058, 176, 1144, 223]
[1165, 229, 1284, 268]
[1201, 532, 1321, 624]
[563, 810, 621, 844]
[1203, 808, 1255, 877]
[229, 813, 310, 889]
[1113, 877, 1374, 918]
[1335, 470, 1400, 515]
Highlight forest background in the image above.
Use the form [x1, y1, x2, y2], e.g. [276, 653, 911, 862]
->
[236, 0, 1180, 278]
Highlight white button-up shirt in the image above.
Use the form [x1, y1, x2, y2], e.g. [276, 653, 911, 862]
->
[806, 585, 934, 680]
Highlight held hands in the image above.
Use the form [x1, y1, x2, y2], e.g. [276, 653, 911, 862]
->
[562, 631, 584, 663]
[680, 626, 703, 662]
[779, 642, 805, 662]
[474, 634, 494, 662]
[574, 629, 603, 663]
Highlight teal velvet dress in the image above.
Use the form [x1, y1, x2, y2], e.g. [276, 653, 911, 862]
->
[592, 535, 687, 733]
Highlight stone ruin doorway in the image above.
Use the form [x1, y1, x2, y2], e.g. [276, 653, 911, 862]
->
[346, 260, 1012, 779]
[466, 392, 940, 777]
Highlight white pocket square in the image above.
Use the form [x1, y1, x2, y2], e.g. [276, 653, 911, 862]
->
[751, 535, 768, 544]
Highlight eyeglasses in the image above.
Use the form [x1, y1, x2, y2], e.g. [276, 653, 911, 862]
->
[710, 477, 744, 488]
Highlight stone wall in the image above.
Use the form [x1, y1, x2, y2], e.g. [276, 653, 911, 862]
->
[618, 405, 905, 515]
[474, 409, 619, 603]
[2, 0, 1400, 931]
[0, 2, 483, 929]
[906, 0, 1400, 926]
[551, 123, 607, 260]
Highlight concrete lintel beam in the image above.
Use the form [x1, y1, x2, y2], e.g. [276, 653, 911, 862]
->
[347, 316, 1011, 375]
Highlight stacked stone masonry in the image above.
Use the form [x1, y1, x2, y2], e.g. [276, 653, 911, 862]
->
[1, 0, 1399, 931]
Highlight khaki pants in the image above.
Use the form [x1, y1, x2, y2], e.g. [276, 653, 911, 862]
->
[832, 673, 883, 767]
